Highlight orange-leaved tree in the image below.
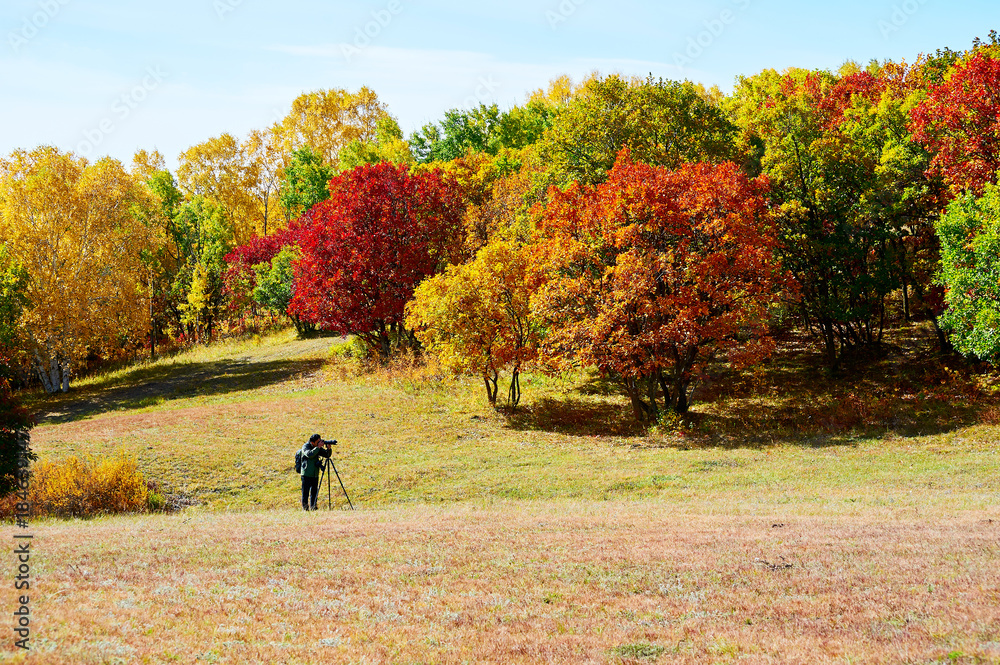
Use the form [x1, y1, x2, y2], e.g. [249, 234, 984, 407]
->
[530, 150, 791, 423]
[407, 239, 538, 407]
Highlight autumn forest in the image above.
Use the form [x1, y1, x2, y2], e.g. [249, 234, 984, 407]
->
[3, 33, 1000, 431]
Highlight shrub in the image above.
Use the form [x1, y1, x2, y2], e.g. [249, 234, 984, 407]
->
[27, 453, 151, 519]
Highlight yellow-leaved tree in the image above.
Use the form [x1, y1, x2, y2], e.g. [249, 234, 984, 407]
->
[407, 240, 538, 407]
[176, 133, 262, 246]
[273, 87, 389, 168]
[243, 128, 285, 234]
[337, 116, 414, 173]
[0, 147, 155, 392]
[179, 262, 210, 344]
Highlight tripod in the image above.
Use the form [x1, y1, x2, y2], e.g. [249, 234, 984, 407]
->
[318, 456, 354, 510]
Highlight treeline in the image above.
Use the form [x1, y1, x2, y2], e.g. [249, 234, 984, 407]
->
[2, 33, 1000, 425]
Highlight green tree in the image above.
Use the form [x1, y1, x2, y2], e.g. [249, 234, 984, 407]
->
[279, 147, 335, 219]
[493, 101, 554, 153]
[179, 263, 211, 343]
[0, 354, 33, 499]
[540, 74, 737, 185]
[0, 244, 29, 349]
[169, 197, 233, 342]
[410, 104, 503, 163]
[729, 67, 943, 368]
[251, 245, 314, 336]
[338, 117, 414, 172]
[0, 245, 31, 498]
[936, 184, 1000, 362]
[410, 102, 554, 164]
[134, 162, 185, 358]
[847, 62, 947, 333]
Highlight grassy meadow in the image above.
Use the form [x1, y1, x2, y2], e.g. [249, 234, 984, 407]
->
[5, 325, 1000, 664]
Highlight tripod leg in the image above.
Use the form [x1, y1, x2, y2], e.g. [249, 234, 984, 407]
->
[331, 462, 355, 510]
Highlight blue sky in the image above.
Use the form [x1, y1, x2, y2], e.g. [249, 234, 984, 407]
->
[1, 0, 995, 170]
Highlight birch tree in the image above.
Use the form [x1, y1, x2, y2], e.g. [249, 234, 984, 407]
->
[273, 87, 388, 168]
[0, 147, 155, 392]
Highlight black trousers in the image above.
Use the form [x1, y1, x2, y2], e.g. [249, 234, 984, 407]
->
[301, 475, 320, 510]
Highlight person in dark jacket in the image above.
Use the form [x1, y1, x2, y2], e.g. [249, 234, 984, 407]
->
[300, 434, 333, 510]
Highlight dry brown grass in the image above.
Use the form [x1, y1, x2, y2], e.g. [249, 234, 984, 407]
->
[3, 501, 999, 664]
[11, 327, 1000, 663]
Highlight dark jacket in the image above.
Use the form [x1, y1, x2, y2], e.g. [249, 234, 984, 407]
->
[300, 442, 332, 478]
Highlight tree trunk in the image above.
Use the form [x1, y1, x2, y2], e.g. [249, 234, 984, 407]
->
[34, 351, 55, 394]
[48, 355, 60, 393]
[658, 372, 673, 413]
[820, 319, 839, 370]
[484, 370, 499, 406]
[645, 373, 661, 423]
[33, 349, 70, 394]
[931, 316, 953, 354]
[901, 274, 910, 324]
[669, 347, 699, 415]
[507, 368, 521, 409]
[622, 375, 653, 424]
[369, 321, 392, 361]
[897, 240, 911, 324]
[675, 386, 689, 414]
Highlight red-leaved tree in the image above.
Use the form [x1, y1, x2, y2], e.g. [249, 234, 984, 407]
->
[531, 150, 792, 422]
[289, 162, 466, 358]
[911, 53, 1000, 194]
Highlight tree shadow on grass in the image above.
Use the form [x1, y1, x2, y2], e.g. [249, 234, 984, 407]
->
[32, 357, 327, 425]
[502, 395, 869, 446]
[673, 388, 988, 450]
[651, 412, 864, 450]
[503, 325, 991, 446]
[504, 396, 644, 438]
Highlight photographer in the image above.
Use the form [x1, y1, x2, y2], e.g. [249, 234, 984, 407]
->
[300, 433, 334, 511]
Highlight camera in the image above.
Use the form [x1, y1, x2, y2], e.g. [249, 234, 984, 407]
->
[323, 439, 337, 446]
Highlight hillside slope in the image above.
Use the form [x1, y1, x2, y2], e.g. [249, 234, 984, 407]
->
[12, 329, 1000, 664]
[23, 327, 1000, 514]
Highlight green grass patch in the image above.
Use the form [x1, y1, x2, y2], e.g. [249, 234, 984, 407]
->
[609, 642, 666, 661]
[19, 323, 1000, 515]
